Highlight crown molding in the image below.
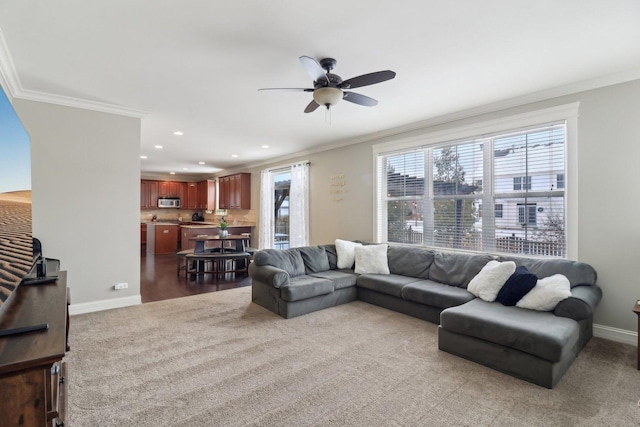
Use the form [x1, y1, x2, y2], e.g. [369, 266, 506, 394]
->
[0, 26, 19, 100]
[0, 26, 147, 118]
[15, 88, 147, 118]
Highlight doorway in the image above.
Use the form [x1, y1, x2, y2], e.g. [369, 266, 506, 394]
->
[274, 172, 290, 249]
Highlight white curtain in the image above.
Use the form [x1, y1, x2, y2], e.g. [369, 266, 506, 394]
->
[258, 169, 274, 249]
[289, 162, 309, 247]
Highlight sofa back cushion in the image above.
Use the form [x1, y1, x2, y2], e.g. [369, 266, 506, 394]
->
[387, 246, 435, 279]
[498, 256, 597, 287]
[318, 244, 339, 270]
[299, 246, 331, 273]
[429, 252, 493, 288]
[253, 248, 306, 277]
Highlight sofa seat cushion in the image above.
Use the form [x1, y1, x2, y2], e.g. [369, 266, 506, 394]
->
[309, 270, 357, 290]
[356, 274, 420, 298]
[440, 298, 579, 362]
[280, 275, 334, 302]
[401, 279, 475, 309]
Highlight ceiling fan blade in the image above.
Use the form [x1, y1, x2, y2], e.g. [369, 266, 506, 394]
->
[258, 88, 314, 92]
[343, 91, 378, 107]
[299, 56, 327, 83]
[341, 70, 396, 89]
[304, 100, 321, 113]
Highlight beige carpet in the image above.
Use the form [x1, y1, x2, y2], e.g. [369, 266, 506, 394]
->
[67, 287, 640, 426]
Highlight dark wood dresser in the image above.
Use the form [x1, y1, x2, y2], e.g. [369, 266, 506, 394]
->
[0, 272, 69, 427]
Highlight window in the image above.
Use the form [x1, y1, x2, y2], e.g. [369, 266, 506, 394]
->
[518, 203, 537, 226]
[513, 176, 532, 191]
[375, 114, 569, 258]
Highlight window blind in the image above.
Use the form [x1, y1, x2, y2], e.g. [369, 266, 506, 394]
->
[376, 122, 566, 257]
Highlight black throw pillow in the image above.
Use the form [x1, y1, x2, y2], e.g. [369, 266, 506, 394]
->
[496, 266, 538, 306]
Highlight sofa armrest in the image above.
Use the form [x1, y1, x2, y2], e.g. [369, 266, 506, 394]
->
[554, 284, 602, 321]
[248, 263, 290, 288]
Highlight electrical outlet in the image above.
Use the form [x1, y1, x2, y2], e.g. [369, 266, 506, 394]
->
[114, 282, 128, 290]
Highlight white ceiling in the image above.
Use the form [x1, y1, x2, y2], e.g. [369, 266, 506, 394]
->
[1, 1, 639, 179]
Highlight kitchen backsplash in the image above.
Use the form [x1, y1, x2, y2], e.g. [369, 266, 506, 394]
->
[140, 208, 257, 226]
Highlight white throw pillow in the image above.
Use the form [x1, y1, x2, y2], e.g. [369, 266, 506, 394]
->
[516, 274, 571, 311]
[335, 239, 362, 269]
[354, 244, 390, 275]
[467, 260, 516, 302]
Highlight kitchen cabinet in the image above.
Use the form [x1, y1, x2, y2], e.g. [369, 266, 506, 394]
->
[219, 173, 251, 209]
[140, 179, 159, 209]
[146, 223, 179, 254]
[148, 180, 158, 208]
[185, 182, 198, 209]
[140, 180, 149, 208]
[159, 181, 180, 197]
[140, 179, 212, 210]
[198, 180, 216, 211]
[178, 182, 187, 204]
[141, 223, 147, 246]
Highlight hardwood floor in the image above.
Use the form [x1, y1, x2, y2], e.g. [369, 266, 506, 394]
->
[140, 248, 251, 303]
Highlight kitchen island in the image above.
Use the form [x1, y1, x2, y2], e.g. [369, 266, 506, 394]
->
[146, 222, 180, 254]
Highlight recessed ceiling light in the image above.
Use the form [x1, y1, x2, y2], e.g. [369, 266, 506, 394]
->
[231, 154, 239, 158]
[154, 145, 163, 149]
[173, 131, 183, 136]
[261, 145, 270, 149]
[140, 155, 148, 159]
[198, 161, 205, 165]
[169, 172, 175, 175]
[183, 167, 189, 171]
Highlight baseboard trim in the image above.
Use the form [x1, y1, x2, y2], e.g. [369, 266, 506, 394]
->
[69, 295, 142, 315]
[593, 323, 637, 346]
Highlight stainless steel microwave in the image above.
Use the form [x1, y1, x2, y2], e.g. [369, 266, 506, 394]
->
[157, 197, 180, 208]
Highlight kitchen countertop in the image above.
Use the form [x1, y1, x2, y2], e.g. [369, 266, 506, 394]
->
[143, 221, 253, 228]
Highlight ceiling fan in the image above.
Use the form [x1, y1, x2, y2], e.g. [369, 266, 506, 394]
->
[259, 56, 396, 113]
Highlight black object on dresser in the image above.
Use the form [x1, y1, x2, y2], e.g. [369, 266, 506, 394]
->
[0, 272, 69, 427]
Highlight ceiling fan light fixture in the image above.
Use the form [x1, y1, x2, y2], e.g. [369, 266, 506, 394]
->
[313, 87, 342, 108]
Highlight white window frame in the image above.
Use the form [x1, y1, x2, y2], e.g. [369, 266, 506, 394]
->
[373, 103, 579, 259]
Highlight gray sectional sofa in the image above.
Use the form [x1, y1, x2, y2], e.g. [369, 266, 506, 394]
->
[248, 244, 602, 388]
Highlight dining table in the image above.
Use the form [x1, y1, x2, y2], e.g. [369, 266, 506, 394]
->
[189, 234, 251, 254]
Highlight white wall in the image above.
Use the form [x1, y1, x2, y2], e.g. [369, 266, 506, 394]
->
[13, 99, 141, 310]
[245, 79, 640, 337]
